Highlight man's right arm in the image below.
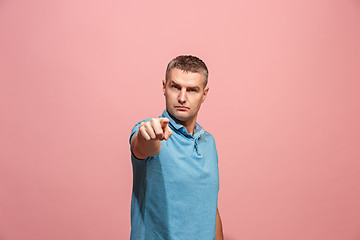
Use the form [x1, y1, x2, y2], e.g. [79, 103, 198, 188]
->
[131, 117, 173, 159]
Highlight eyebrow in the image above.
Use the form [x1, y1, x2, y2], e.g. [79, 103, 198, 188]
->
[169, 80, 179, 86]
[169, 80, 201, 90]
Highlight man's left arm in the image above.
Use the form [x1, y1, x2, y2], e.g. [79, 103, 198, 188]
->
[216, 208, 224, 240]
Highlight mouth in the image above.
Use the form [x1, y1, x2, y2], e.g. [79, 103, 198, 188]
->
[174, 106, 189, 111]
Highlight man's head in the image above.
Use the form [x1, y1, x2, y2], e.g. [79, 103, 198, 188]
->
[163, 55, 209, 125]
[165, 55, 209, 88]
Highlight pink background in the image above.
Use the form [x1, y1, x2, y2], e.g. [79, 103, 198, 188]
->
[1, 0, 360, 239]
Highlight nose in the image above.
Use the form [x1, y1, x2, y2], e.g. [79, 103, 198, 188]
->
[178, 89, 187, 104]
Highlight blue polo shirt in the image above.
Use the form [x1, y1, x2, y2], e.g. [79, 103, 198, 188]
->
[129, 110, 219, 240]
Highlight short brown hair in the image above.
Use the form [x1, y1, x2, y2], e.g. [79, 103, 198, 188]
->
[165, 55, 209, 87]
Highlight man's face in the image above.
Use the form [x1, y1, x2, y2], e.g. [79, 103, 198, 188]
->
[163, 68, 209, 123]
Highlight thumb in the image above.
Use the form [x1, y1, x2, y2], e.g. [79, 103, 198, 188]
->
[163, 125, 173, 140]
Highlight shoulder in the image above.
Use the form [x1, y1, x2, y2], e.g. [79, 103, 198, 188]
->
[202, 130, 214, 139]
[199, 130, 217, 145]
[198, 130, 219, 159]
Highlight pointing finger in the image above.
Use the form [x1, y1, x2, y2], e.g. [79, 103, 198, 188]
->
[159, 117, 170, 128]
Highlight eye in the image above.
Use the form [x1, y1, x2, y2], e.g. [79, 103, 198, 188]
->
[188, 88, 197, 92]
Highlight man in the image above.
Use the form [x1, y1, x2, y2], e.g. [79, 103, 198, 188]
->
[129, 55, 223, 239]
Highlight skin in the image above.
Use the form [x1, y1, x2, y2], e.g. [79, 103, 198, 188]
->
[131, 67, 223, 239]
[216, 208, 224, 240]
[162, 68, 209, 135]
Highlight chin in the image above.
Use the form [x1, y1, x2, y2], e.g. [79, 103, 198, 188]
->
[173, 113, 188, 121]
[169, 110, 189, 122]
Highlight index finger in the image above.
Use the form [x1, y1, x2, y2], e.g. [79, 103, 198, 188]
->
[159, 117, 169, 128]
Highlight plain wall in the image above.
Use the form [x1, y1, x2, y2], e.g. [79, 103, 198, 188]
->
[1, 0, 360, 239]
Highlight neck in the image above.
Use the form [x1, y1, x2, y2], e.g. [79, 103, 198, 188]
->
[169, 112, 197, 136]
[180, 118, 197, 136]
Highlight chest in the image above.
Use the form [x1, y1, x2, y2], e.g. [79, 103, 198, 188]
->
[146, 134, 219, 186]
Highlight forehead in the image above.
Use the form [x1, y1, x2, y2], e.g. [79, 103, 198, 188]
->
[167, 68, 205, 87]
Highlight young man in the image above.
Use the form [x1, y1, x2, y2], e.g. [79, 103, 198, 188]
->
[129, 55, 223, 239]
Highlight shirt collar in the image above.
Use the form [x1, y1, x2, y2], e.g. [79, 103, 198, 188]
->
[161, 109, 205, 139]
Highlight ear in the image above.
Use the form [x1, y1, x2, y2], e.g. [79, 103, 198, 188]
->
[162, 80, 166, 95]
[202, 87, 209, 102]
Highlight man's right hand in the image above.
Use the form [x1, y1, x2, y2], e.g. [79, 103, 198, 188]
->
[138, 117, 173, 141]
[131, 118, 173, 159]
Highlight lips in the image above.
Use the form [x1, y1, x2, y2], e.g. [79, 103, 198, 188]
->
[174, 106, 189, 110]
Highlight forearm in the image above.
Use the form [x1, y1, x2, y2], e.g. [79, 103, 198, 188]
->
[215, 208, 224, 240]
[131, 132, 161, 159]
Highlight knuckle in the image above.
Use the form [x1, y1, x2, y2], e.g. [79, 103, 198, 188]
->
[150, 118, 158, 124]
